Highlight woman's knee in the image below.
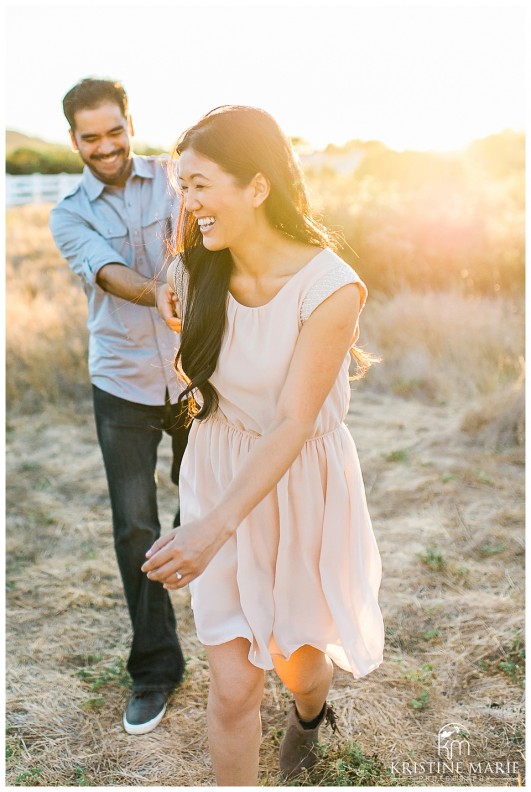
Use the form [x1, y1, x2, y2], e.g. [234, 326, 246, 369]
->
[274, 646, 333, 697]
[282, 672, 323, 698]
[207, 642, 264, 722]
[209, 668, 263, 722]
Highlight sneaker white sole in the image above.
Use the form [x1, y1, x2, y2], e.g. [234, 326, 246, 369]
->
[123, 702, 167, 735]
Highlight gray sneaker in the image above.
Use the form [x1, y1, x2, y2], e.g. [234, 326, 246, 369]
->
[123, 691, 168, 735]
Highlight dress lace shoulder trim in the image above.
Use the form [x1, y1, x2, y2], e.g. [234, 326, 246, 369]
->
[172, 256, 189, 315]
[300, 263, 366, 324]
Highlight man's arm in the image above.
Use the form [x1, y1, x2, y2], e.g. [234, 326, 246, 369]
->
[96, 263, 160, 306]
[50, 205, 166, 306]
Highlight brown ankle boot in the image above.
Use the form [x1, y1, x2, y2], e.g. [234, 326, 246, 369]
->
[279, 702, 337, 781]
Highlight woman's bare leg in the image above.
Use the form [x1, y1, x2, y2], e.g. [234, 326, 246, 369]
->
[205, 638, 264, 786]
[273, 644, 333, 720]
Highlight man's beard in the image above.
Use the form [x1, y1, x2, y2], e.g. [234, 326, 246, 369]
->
[88, 148, 132, 185]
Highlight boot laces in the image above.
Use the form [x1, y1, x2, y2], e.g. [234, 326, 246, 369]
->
[325, 703, 339, 734]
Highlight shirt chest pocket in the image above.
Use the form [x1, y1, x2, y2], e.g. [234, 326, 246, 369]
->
[105, 223, 128, 238]
[91, 216, 131, 265]
[91, 212, 129, 243]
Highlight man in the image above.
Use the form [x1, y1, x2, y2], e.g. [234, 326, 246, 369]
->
[50, 78, 189, 735]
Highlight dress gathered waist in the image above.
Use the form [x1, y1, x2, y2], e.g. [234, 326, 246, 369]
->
[205, 411, 348, 443]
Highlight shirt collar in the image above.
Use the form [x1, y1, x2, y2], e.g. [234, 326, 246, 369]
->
[131, 155, 156, 180]
[82, 154, 154, 201]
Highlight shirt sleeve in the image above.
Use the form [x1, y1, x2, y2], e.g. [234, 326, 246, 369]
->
[49, 205, 128, 287]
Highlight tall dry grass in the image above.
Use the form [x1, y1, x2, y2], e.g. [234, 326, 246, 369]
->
[362, 289, 524, 404]
[6, 205, 89, 410]
[6, 205, 524, 415]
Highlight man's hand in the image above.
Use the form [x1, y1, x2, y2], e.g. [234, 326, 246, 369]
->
[156, 283, 182, 333]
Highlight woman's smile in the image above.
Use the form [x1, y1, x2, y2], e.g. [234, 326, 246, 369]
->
[197, 216, 216, 234]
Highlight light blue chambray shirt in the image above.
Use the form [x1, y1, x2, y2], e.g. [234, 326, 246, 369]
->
[50, 155, 184, 405]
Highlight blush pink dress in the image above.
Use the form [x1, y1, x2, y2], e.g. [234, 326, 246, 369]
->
[174, 247, 384, 678]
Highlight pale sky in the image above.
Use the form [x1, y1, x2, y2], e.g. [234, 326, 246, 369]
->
[4, 0, 526, 152]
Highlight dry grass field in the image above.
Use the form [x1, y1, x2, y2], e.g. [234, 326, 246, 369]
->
[6, 205, 524, 786]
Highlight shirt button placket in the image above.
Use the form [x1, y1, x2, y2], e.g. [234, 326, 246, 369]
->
[126, 181, 142, 264]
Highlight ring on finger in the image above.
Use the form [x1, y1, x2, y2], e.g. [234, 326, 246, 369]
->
[175, 571, 183, 580]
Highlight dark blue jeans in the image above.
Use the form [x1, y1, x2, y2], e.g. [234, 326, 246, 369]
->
[92, 385, 190, 692]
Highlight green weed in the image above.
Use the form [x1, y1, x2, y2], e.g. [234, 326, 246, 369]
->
[385, 449, 410, 464]
[475, 632, 525, 688]
[85, 653, 103, 664]
[480, 543, 506, 556]
[76, 656, 130, 690]
[325, 742, 404, 785]
[404, 662, 435, 685]
[418, 547, 446, 571]
[72, 767, 91, 786]
[77, 656, 130, 712]
[82, 696, 105, 711]
[6, 731, 22, 761]
[404, 663, 434, 711]
[499, 633, 525, 687]
[474, 471, 495, 486]
[441, 472, 458, 483]
[266, 726, 284, 747]
[14, 768, 42, 786]
[410, 690, 430, 710]
[283, 741, 406, 786]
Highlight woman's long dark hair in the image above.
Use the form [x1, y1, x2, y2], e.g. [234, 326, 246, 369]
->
[170, 105, 368, 421]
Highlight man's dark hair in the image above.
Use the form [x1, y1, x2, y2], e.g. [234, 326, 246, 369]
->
[63, 78, 129, 129]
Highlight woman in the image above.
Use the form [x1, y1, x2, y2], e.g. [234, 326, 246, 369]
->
[144, 105, 384, 786]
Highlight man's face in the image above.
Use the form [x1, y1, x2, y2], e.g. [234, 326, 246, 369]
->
[70, 102, 133, 186]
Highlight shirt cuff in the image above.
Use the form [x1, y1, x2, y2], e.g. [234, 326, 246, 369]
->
[82, 254, 128, 287]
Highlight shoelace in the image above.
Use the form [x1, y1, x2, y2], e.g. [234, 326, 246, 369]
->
[325, 703, 339, 734]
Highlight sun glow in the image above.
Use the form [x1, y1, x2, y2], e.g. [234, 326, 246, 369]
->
[5, 3, 524, 154]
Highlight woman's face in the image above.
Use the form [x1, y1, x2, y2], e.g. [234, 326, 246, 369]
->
[178, 149, 258, 252]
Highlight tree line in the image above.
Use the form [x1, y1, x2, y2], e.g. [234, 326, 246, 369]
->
[6, 131, 524, 296]
[5, 142, 166, 175]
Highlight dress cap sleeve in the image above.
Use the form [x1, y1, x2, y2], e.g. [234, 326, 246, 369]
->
[300, 263, 367, 324]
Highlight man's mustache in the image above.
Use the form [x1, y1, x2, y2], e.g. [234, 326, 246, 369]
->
[91, 149, 125, 161]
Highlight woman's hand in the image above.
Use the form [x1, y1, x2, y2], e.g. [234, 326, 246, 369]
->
[156, 282, 182, 333]
[141, 518, 229, 589]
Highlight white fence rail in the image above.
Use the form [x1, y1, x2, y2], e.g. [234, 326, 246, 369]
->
[6, 173, 82, 206]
